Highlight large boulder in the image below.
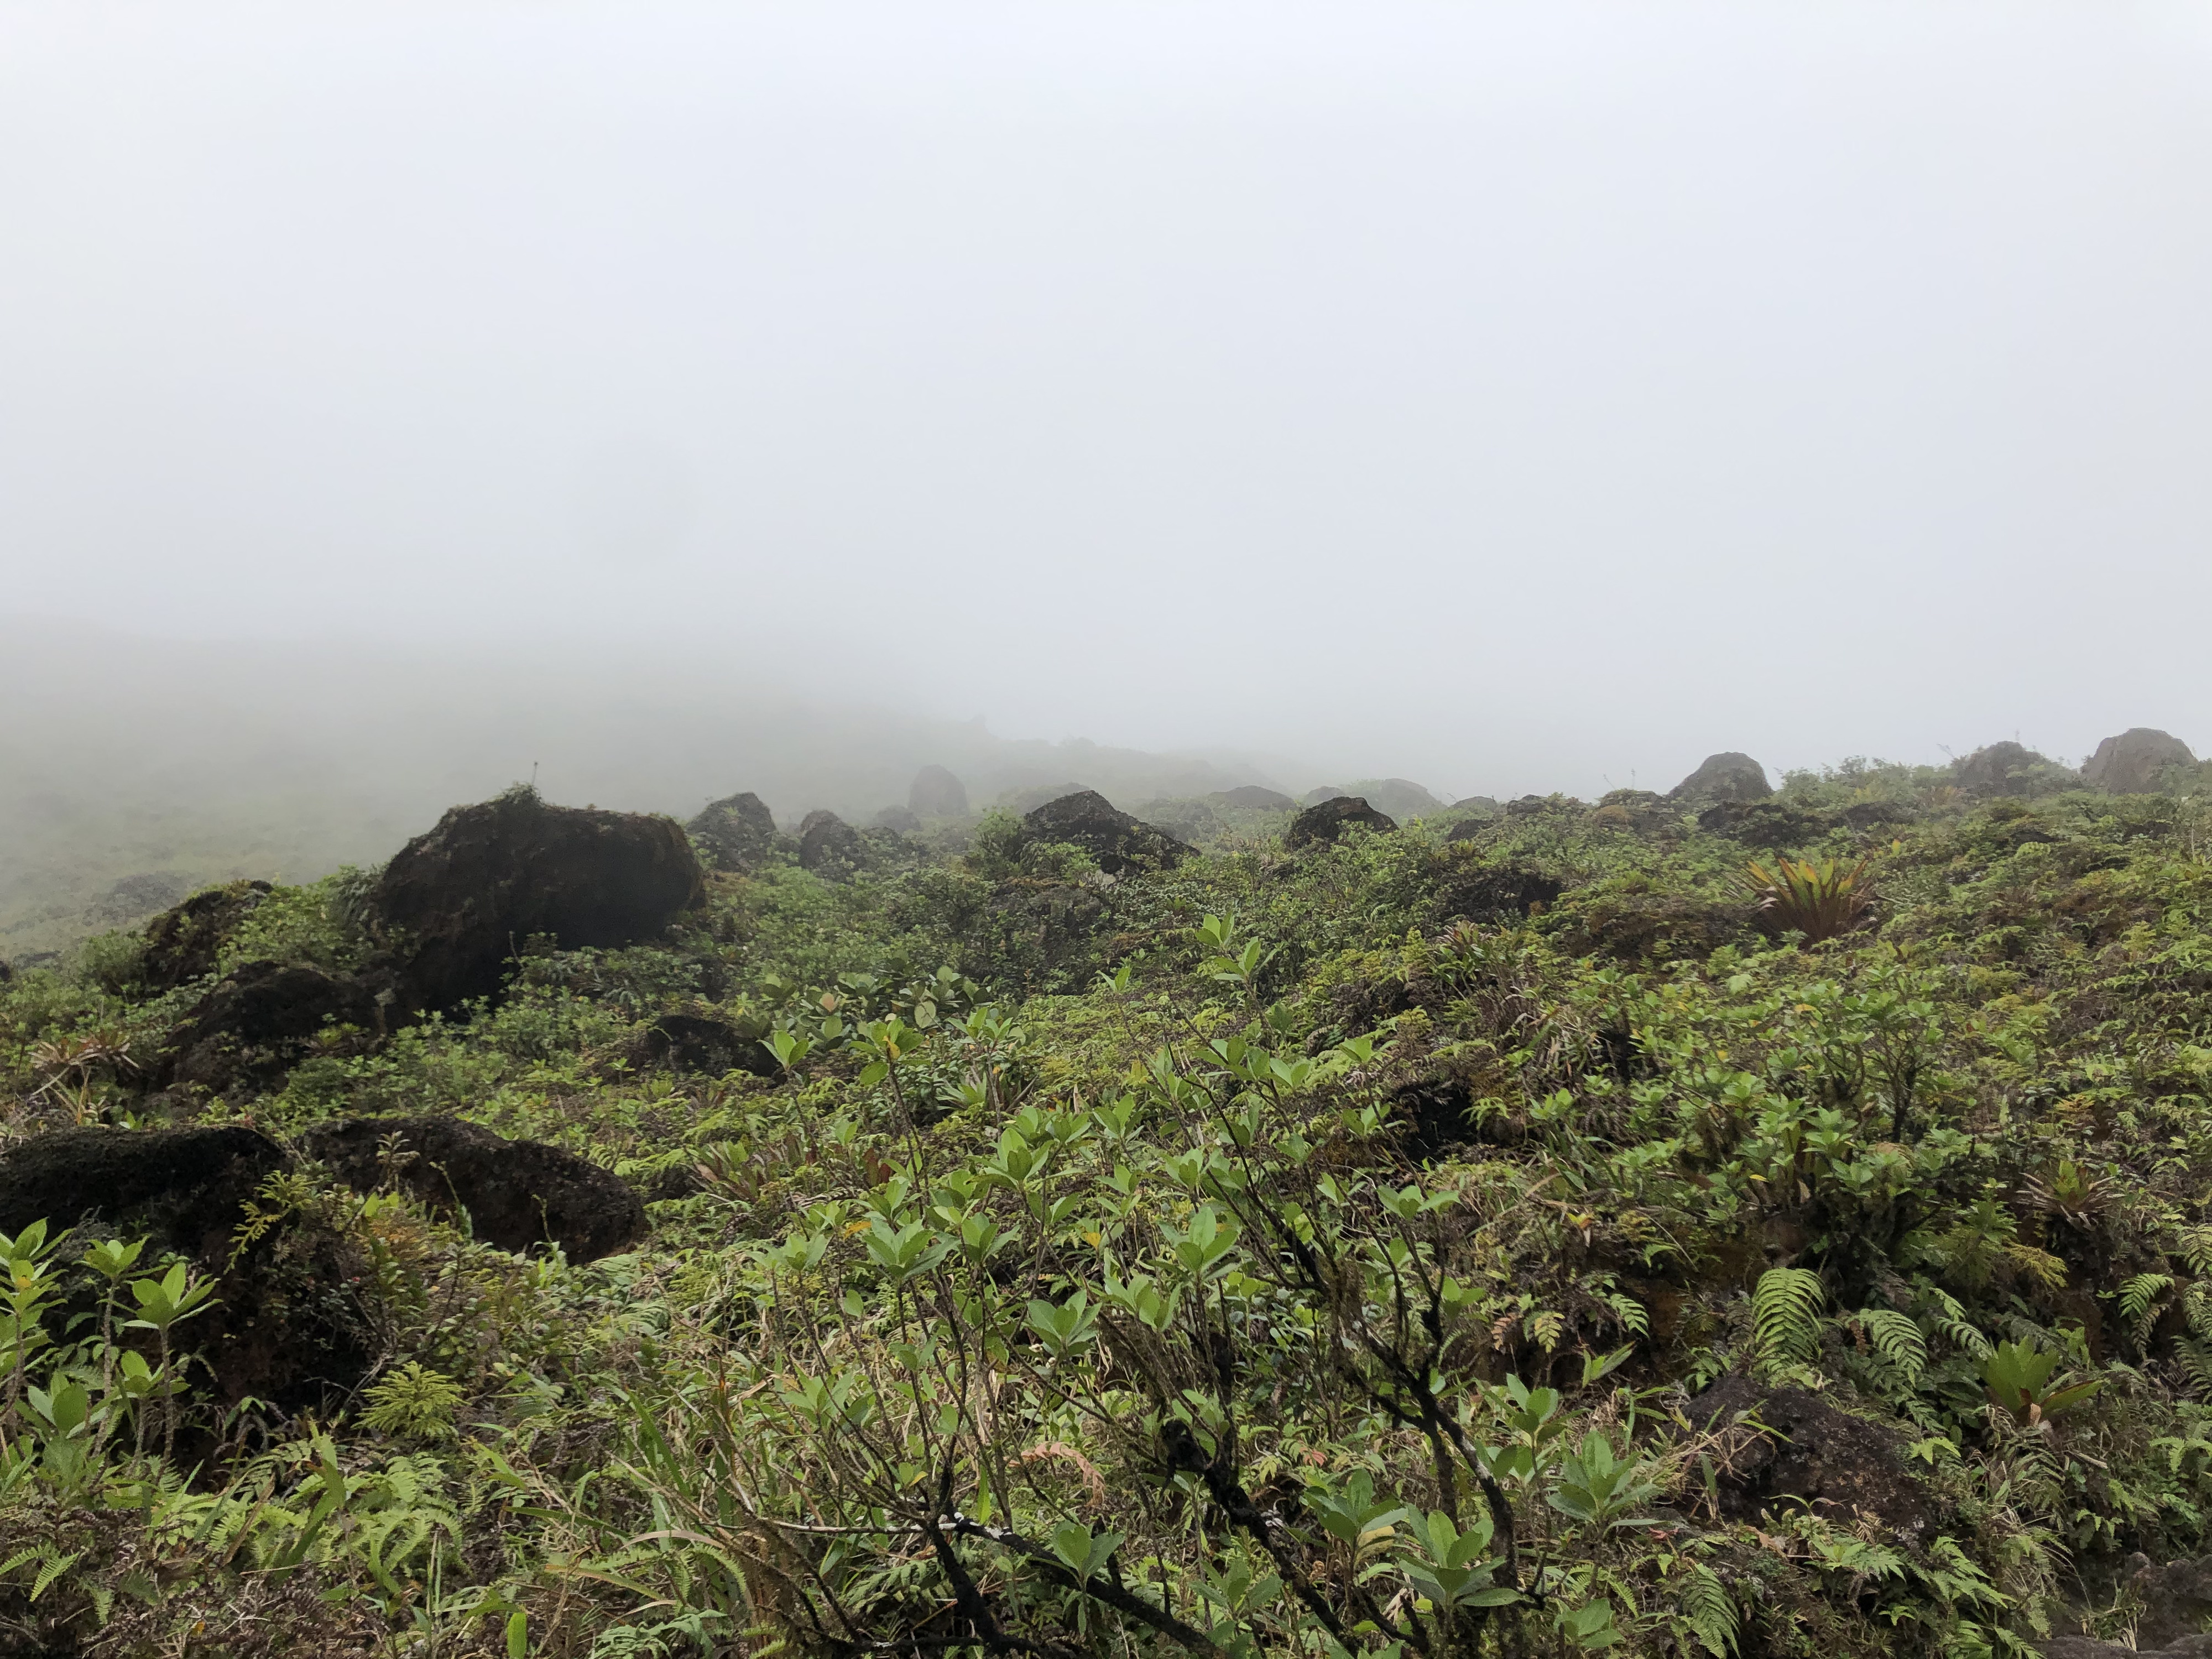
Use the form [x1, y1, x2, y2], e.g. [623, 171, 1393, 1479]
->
[299, 1115, 646, 1262]
[0, 1126, 373, 1416]
[1300, 785, 1351, 807]
[2083, 727, 2197, 795]
[873, 804, 922, 834]
[1209, 785, 1296, 811]
[909, 764, 970, 818]
[1952, 740, 2075, 799]
[1667, 753, 1772, 804]
[369, 789, 705, 1013]
[1285, 795, 1398, 849]
[797, 809, 867, 879]
[0, 1125, 288, 1257]
[1022, 791, 1194, 875]
[1692, 1374, 1932, 1543]
[137, 879, 274, 993]
[152, 960, 383, 1095]
[687, 790, 782, 872]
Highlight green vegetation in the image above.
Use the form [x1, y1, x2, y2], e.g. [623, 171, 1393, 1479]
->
[6, 764, 2212, 1655]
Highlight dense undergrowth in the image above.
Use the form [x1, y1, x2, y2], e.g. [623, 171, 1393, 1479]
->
[7, 764, 2212, 1657]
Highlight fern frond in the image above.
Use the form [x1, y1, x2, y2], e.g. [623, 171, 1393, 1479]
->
[1753, 1268, 1826, 1369]
[1678, 1563, 1738, 1657]
[2120, 1273, 2174, 1343]
[2178, 1338, 2212, 1400]
[2184, 1280, 2212, 1343]
[2180, 1225, 2212, 1280]
[1856, 1308, 1927, 1390]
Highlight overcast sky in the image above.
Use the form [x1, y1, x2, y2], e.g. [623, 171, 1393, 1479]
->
[3, 1, 2208, 798]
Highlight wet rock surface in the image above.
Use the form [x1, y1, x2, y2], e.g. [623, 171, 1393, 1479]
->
[2084, 727, 2197, 794]
[300, 1115, 646, 1262]
[1285, 795, 1397, 849]
[1692, 1375, 1932, 1541]
[634, 1011, 776, 1077]
[0, 1125, 288, 1257]
[687, 790, 784, 871]
[152, 961, 383, 1095]
[796, 809, 867, 880]
[369, 790, 705, 1012]
[137, 880, 274, 992]
[1022, 790, 1194, 875]
[1667, 752, 1772, 805]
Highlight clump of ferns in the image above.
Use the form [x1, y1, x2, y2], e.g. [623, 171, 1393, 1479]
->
[1735, 855, 1877, 945]
[2117, 1227, 2212, 1388]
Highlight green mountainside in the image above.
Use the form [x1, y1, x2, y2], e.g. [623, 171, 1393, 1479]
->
[4, 741, 2212, 1656]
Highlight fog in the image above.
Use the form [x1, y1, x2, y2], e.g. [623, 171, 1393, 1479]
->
[4, 1, 2211, 933]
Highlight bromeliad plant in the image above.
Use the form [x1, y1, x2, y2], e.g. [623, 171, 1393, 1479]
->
[1737, 855, 1876, 944]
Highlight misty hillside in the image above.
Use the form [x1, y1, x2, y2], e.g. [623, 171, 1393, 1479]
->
[6, 735, 2212, 1655]
[0, 625, 1314, 958]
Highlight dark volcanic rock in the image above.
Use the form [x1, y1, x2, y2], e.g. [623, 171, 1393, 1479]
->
[1448, 795, 1501, 816]
[300, 1115, 646, 1262]
[1443, 819, 1492, 843]
[139, 879, 274, 993]
[1285, 796, 1397, 849]
[687, 790, 782, 872]
[1210, 785, 1296, 811]
[153, 960, 383, 1095]
[1667, 753, 1772, 805]
[2084, 727, 2197, 795]
[873, 805, 922, 833]
[797, 809, 867, 880]
[909, 764, 970, 818]
[635, 1011, 776, 1078]
[370, 789, 705, 1013]
[0, 1126, 374, 1416]
[0, 1125, 288, 1257]
[1692, 1375, 1932, 1542]
[1022, 791, 1194, 875]
[1952, 740, 2075, 799]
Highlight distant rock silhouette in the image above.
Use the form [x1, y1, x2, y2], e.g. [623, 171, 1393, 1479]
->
[371, 789, 704, 1013]
[909, 765, 970, 817]
[1300, 786, 1351, 807]
[1341, 779, 1446, 821]
[1286, 796, 1397, 849]
[873, 805, 922, 833]
[1667, 753, 1772, 804]
[687, 791, 782, 872]
[1210, 785, 1296, 810]
[1022, 790, 1194, 875]
[797, 810, 867, 880]
[1448, 795, 1501, 816]
[2084, 728, 2197, 795]
[1952, 740, 2075, 799]
[1134, 797, 1223, 845]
